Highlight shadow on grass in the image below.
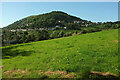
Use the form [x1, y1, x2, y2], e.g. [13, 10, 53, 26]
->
[2, 44, 33, 59]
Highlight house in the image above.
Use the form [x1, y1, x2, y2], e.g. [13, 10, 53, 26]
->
[56, 25, 60, 27]
[21, 29, 27, 31]
[16, 29, 27, 31]
[28, 29, 34, 31]
[26, 24, 29, 26]
[58, 20, 61, 23]
[17, 29, 20, 31]
[81, 25, 85, 27]
[85, 24, 88, 27]
[64, 27, 67, 29]
[10, 30, 16, 32]
[81, 24, 89, 27]
[74, 21, 81, 24]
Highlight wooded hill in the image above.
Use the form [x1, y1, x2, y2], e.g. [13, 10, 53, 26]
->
[2, 11, 120, 46]
[3, 11, 92, 30]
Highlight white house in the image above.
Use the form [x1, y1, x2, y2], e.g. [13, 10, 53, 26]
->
[56, 25, 60, 27]
[58, 20, 61, 23]
[64, 27, 67, 29]
[21, 29, 27, 31]
[10, 30, 16, 32]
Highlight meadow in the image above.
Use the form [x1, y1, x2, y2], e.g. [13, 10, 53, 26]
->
[2, 29, 119, 78]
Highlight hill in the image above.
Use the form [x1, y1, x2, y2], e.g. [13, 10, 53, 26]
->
[3, 11, 91, 30]
[2, 29, 118, 78]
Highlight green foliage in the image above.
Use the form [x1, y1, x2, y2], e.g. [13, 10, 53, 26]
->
[2, 30, 81, 46]
[2, 29, 118, 78]
[3, 11, 85, 29]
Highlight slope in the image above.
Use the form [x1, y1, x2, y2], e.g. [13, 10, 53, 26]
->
[3, 11, 89, 29]
[2, 29, 118, 78]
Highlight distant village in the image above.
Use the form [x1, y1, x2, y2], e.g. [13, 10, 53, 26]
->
[9, 27, 66, 32]
[9, 20, 102, 32]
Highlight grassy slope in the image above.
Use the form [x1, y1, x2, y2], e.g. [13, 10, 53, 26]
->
[2, 29, 118, 78]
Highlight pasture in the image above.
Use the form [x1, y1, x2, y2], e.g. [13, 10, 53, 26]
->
[2, 29, 118, 78]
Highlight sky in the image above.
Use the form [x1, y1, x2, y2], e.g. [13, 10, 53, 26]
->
[1, 2, 118, 28]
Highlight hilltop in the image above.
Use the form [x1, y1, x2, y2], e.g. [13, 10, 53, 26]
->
[3, 11, 92, 30]
[2, 11, 120, 46]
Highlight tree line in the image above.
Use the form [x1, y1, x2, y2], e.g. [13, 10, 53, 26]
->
[2, 21, 120, 46]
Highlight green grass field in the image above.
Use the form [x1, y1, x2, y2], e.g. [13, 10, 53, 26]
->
[2, 29, 119, 78]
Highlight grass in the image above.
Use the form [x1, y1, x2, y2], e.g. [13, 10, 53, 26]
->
[2, 29, 119, 78]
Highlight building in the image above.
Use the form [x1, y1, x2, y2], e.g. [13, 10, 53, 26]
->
[58, 20, 61, 23]
[81, 24, 88, 27]
[28, 29, 34, 31]
[16, 29, 27, 31]
[74, 21, 82, 24]
[21, 29, 27, 31]
[64, 27, 67, 29]
[56, 25, 60, 27]
[10, 30, 16, 32]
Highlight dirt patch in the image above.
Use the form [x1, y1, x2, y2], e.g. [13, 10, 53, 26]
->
[114, 40, 118, 43]
[90, 71, 119, 77]
[45, 70, 67, 76]
[4, 69, 119, 78]
[4, 69, 29, 77]
[72, 33, 77, 36]
[65, 73, 74, 78]
[44, 70, 75, 78]
[72, 33, 81, 36]
[37, 70, 44, 75]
